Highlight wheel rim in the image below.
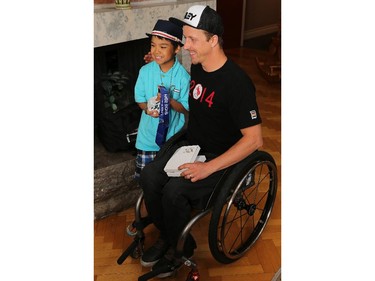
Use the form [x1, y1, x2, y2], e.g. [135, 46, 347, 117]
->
[217, 160, 277, 260]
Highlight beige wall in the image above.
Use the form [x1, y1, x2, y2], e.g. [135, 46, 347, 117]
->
[94, 0, 281, 39]
[244, 0, 281, 39]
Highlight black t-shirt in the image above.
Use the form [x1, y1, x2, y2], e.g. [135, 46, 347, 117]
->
[187, 59, 262, 155]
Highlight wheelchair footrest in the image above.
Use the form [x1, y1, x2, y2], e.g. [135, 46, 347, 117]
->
[117, 235, 145, 264]
[117, 240, 138, 265]
[138, 264, 176, 281]
[182, 257, 200, 281]
[127, 216, 153, 236]
[186, 267, 200, 281]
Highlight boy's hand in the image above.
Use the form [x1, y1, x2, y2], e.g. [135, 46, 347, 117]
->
[148, 110, 159, 118]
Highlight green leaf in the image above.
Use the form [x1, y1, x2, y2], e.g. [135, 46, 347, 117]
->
[109, 95, 115, 103]
[101, 80, 112, 94]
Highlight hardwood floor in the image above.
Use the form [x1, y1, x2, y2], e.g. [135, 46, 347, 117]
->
[94, 47, 281, 281]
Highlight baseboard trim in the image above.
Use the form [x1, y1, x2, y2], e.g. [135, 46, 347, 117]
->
[244, 24, 279, 40]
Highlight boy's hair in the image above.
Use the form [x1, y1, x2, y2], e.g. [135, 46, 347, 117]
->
[153, 35, 180, 50]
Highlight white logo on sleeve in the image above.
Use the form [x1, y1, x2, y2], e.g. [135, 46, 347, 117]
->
[250, 110, 257, 119]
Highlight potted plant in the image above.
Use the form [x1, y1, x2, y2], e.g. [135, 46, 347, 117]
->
[95, 70, 141, 152]
[101, 71, 134, 113]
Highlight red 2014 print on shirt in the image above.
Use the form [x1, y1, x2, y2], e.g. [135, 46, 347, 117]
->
[190, 80, 215, 108]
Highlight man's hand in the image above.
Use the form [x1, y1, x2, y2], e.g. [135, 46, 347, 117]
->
[179, 161, 214, 182]
[144, 52, 153, 64]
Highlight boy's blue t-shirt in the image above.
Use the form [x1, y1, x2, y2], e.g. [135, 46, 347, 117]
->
[134, 59, 190, 152]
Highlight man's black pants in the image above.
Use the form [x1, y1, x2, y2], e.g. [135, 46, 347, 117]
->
[139, 144, 225, 253]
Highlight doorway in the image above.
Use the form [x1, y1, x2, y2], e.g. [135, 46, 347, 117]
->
[217, 0, 245, 49]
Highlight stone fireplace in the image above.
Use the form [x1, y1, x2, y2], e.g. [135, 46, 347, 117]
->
[94, 0, 217, 67]
[94, 0, 215, 220]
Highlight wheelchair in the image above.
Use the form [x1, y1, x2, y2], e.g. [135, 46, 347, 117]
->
[117, 129, 278, 281]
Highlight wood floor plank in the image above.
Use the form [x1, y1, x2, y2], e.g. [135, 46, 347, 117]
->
[255, 238, 281, 273]
[221, 272, 275, 281]
[209, 264, 264, 276]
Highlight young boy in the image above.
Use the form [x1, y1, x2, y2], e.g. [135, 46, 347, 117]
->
[134, 19, 190, 179]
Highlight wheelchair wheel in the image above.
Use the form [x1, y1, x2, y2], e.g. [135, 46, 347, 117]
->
[208, 151, 278, 264]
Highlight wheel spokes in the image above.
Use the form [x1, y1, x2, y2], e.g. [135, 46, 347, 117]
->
[218, 162, 274, 258]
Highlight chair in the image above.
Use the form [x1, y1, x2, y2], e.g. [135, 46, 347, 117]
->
[117, 129, 278, 281]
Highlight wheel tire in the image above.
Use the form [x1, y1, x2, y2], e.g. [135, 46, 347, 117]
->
[208, 151, 278, 264]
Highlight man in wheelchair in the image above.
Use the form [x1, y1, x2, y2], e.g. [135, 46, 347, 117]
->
[139, 5, 263, 278]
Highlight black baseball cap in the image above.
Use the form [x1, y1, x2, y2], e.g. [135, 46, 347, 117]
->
[169, 5, 224, 36]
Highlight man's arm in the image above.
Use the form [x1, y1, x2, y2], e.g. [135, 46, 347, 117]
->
[179, 124, 263, 182]
[170, 99, 188, 114]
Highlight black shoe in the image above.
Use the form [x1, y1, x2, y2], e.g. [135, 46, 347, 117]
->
[151, 246, 195, 279]
[140, 238, 169, 267]
[151, 249, 181, 278]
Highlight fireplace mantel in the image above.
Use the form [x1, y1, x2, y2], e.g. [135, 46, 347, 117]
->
[94, 0, 215, 70]
[94, 0, 216, 48]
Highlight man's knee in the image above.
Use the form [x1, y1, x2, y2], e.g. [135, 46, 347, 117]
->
[139, 161, 153, 184]
[140, 160, 169, 196]
[141, 158, 163, 181]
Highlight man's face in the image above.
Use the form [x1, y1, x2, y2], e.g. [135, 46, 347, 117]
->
[182, 25, 211, 65]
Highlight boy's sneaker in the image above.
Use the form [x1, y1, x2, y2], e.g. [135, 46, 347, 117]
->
[140, 238, 169, 267]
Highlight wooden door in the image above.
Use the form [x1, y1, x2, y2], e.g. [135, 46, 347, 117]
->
[217, 0, 245, 49]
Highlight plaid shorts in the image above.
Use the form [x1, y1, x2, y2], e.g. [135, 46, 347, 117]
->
[134, 150, 158, 180]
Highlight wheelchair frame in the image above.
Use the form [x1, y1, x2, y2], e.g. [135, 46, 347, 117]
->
[117, 130, 278, 281]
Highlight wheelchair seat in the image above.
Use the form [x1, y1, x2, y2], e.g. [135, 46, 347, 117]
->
[117, 129, 278, 280]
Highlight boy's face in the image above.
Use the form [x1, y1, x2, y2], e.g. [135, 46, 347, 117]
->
[150, 36, 180, 67]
